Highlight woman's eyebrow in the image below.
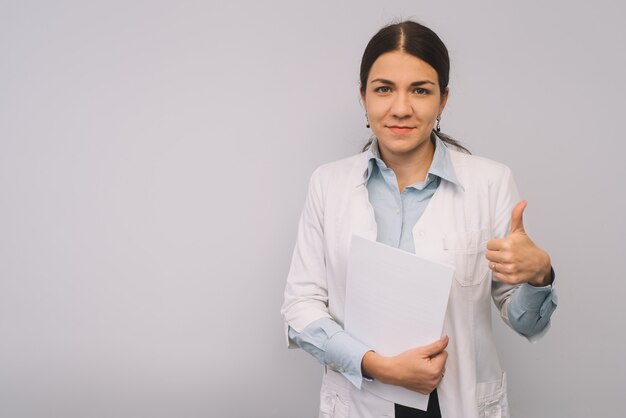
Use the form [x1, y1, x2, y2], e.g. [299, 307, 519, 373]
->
[370, 78, 436, 86]
[410, 80, 436, 86]
[369, 78, 395, 85]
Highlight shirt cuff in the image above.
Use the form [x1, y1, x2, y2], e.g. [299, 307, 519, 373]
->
[324, 330, 372, 389]
[508, 282, 558, 342]
[513, 282, 553, 311]
[288, 317, 373, 389]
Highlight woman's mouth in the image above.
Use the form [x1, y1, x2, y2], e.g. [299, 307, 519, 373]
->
[387, 126, 414, 135]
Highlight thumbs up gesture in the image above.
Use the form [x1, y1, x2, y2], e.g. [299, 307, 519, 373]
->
[486, 201, 553, 287]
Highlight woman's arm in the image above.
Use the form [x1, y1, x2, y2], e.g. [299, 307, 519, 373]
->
[488, 167, 558, 338]
[281, 167, 333, 337]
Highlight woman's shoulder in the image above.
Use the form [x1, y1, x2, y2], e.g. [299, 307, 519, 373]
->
[447, 148, 514, 184]
[302, 152, 369, 203]
[449, 150, 513, 190]
[310, 152, 368, 182]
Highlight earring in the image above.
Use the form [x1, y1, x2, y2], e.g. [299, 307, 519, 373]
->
[436, 115, 441, 132]
[365, 113, 370, 129]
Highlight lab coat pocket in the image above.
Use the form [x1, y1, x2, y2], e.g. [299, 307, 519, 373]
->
[319, 371, 349, 418]
[476, 372, 509, 418]
[443, 229, 491, 287]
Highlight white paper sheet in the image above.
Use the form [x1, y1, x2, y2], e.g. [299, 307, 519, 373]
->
[344, 234, 454, 411]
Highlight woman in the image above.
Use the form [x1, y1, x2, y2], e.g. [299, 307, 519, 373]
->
[281, 20, 557, 418]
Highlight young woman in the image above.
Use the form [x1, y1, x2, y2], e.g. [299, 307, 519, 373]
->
[281, 20, 557, 418]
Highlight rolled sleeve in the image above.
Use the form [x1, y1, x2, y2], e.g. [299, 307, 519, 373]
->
[508, 280, 558, 342]
[288, 317, 372, 389]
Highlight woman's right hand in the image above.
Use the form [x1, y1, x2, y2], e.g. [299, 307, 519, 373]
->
[361, 336, 449, 395]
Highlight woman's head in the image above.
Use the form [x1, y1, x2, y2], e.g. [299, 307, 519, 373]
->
[359, 21, 468, 155]
[359, 21, 450, 98]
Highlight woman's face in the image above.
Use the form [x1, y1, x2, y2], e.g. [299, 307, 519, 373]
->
[362, 51, 448, 160]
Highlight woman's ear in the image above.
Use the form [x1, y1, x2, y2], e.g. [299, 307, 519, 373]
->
[439, 87, 449, 114]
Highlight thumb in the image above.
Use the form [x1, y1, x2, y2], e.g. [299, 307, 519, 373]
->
[420, 335, 449, 357]
[510, 200, 527, 234]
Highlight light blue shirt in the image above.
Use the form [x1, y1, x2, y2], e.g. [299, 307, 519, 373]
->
[288, 136, 557, 389]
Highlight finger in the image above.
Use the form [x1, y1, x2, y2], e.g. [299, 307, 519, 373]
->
[494, 262, 515, 274]
[492, 271, 521, 285]
[491, 262, 511, 275]
[420, 336, 448, 357]
[431, 348, 448, 361]
[435, 365, 446, 386]
[489, 251, 515, 264]
[485, 250, 502, 263]
[510, 200, 527, 234]
[487, 238, 507, 251]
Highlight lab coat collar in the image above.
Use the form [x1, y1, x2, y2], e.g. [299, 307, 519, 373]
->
[355, 134, 464, 190]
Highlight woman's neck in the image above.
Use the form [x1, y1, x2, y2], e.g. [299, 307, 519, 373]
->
[379, 139, 435, 192]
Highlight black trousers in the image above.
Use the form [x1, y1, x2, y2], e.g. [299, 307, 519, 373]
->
[394, 389, 441, 418]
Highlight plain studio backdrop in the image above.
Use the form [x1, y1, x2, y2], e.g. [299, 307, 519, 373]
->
[1, 1, 625, 417]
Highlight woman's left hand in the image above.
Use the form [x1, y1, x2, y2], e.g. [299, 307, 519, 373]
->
[486, 200, 553, 287]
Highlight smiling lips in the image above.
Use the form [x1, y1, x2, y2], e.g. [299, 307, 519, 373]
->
[387, 126, 415, 135]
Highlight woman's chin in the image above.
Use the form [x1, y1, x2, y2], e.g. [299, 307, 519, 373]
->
[378, 137, 431, 157]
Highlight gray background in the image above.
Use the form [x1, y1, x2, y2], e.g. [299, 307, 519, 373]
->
[1, 0, 624, 417]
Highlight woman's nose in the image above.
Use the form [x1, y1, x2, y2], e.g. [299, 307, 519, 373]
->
[390, 93, 412, 118]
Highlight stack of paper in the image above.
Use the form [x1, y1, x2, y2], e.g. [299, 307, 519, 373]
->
[344, 234, 454, 411]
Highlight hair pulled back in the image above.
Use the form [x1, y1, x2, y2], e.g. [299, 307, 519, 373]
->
[360, 20, 469, 153]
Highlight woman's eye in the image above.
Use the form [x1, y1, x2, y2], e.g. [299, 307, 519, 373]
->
[375, 86, 391, 93]
[413, 87, 429, 95]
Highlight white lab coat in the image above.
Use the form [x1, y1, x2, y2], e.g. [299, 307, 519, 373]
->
[282, 147, 523, 418]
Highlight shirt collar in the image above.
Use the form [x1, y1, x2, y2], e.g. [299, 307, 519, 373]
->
[360, 133, 461, 187]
